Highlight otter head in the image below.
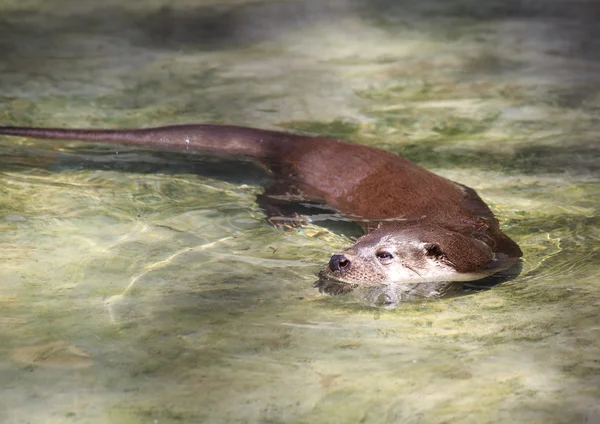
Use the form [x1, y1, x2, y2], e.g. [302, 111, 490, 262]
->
[315, 224, 519, 302]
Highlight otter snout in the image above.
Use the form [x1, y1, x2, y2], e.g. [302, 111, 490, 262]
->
[329, 254, 352, 273]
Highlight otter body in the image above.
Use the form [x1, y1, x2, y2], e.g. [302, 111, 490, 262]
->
[0, 124, 522, 305]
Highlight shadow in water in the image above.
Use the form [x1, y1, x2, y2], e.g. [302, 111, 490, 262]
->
[462, 260, 523, 292]
[1, 0, 600, 61]
[0, 143, 366, 237]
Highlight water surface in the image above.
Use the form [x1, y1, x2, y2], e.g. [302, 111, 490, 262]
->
[1, 0, 600, 423]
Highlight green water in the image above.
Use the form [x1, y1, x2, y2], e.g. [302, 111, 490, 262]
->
[1, 0, 599, 423]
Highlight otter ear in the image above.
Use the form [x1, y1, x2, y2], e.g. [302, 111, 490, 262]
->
[424, 243, 445, 259]
[434, 235, 494, 273]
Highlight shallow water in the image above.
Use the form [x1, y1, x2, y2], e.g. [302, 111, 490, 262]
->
[1, 0, 600, 423]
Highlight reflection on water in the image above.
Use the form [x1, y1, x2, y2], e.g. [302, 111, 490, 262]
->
[1, 0, 600, 422]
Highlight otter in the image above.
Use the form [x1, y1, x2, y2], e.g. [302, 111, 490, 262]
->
[0, 124, 522, 305]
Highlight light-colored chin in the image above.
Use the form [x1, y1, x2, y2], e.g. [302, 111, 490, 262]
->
[381, 256, 521, 285]
[323, 264, 514, 286]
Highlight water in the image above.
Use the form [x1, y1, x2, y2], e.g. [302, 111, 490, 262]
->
[1, 0, 600, 422]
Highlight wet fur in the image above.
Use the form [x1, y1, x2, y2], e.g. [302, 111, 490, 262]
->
[0, 124, 522, 305]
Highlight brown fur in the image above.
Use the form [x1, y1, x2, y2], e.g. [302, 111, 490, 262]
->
[0, 124, 522, 304]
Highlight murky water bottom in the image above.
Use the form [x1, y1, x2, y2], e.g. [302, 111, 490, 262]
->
[1, 0, 600, 423]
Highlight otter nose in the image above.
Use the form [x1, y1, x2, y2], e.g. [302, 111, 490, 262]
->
[329, 254, 351, 273]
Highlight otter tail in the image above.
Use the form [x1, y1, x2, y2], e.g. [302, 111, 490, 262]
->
[0, 124, 297, 161]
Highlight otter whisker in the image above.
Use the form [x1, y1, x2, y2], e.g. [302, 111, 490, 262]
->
[404, 263, 425, 281]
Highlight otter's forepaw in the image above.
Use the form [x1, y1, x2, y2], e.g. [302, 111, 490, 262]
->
[267, 213, 309, 230]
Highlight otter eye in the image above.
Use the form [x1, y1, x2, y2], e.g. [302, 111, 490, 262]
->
[376, 251, 394, 262]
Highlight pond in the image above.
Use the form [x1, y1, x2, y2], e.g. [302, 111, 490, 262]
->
[1, 0, 599, 422]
